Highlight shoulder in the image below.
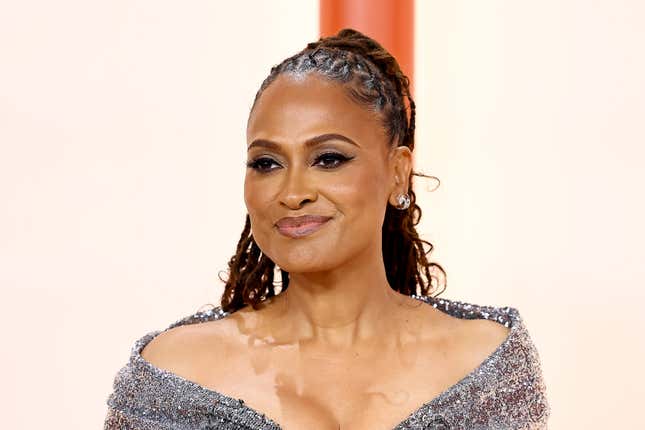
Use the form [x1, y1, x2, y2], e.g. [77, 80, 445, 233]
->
[137, 297, 296, 375]
[139, 307, 244, 378]
[451, 309, 513, 373]
[428, 296, 551, 423]
[105, 307, 248, 428]
[418, 295, 517, 349]
[461, 316, 512, 356]
[418, 295, 535, 371]
[139, 323, 207, 372]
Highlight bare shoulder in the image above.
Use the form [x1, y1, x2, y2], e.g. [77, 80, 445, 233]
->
[140, 314, 242, 377]
[139, 323, 202, 368]
[140, 296, 290, 370]
[460, 317, 511, 357]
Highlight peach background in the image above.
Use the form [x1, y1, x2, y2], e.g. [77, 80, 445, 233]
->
[1, 1, 643, 428]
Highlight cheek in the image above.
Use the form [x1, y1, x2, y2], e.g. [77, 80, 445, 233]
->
[243, 176, 255, 211]
[330, 167, 388, 221]
[244, 176, 269, 221]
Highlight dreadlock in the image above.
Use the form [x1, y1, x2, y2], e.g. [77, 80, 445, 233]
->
[219, 28, 446, 313]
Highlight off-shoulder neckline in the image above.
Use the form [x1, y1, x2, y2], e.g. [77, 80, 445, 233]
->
[131, 295, 522, 429]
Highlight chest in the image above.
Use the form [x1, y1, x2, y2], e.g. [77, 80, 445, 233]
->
[195, 341, 473, 430]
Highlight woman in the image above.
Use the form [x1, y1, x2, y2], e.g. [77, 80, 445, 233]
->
[104, 29, 550, 430]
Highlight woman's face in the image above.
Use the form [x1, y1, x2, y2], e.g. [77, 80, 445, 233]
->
[245, 73, 410, 273]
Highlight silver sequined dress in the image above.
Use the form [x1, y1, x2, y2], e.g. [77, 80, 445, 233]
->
[104, 295, 550, 429]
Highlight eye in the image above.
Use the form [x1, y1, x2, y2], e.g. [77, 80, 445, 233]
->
[246, 152, 354, 173]
[246, 156, 281, 172]
[314, 152, 354, 169]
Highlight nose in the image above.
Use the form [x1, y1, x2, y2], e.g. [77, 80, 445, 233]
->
[279, 165, 317, 210]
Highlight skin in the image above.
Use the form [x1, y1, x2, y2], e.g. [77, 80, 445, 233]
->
[141, 72, 511, 430]
[244, 72, 416, 350]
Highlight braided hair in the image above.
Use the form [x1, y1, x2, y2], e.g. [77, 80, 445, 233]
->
[220, 28, 446, 313]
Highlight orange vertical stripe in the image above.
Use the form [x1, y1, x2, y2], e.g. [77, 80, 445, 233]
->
[319, 0, 415, 96]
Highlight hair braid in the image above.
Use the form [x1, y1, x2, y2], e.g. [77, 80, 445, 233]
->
[221, 28, 445, 313]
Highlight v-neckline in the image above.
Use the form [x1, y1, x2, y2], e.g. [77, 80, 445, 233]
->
[133, 295, 519, 429]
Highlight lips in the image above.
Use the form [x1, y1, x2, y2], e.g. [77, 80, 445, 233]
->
[275, 215, 332, 238]
[276, 215, 331, 228]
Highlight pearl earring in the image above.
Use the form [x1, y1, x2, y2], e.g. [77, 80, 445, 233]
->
[396, 193, 410, 210]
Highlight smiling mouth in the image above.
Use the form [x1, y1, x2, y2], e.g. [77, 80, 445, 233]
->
[275, 219, 331, 238]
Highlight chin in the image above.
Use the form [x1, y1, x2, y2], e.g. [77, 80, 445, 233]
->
[259, 229, 350, 274]
[271, 250, 341, 274]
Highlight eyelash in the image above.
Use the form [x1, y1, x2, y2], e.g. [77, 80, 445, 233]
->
[246, 152, 354, 173]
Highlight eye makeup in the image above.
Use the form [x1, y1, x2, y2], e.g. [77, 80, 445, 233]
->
[245, 151, 355, 173]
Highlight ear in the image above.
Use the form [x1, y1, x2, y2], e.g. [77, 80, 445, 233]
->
[387, 145, 413, 206]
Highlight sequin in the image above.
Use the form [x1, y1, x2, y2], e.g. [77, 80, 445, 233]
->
[104, 295, 550, 429]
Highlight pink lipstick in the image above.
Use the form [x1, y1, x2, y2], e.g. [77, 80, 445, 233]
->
[275, 215, 332, 238]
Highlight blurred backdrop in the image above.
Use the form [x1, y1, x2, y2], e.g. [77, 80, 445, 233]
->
[1, 0, 643, 428]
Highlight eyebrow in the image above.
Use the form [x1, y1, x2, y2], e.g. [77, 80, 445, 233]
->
[247, 133, 359, 151]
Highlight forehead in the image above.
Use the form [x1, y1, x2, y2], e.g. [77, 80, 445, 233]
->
[246, 73, 386, 146]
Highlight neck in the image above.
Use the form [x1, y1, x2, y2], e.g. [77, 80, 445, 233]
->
[270, 245, 412, 350]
